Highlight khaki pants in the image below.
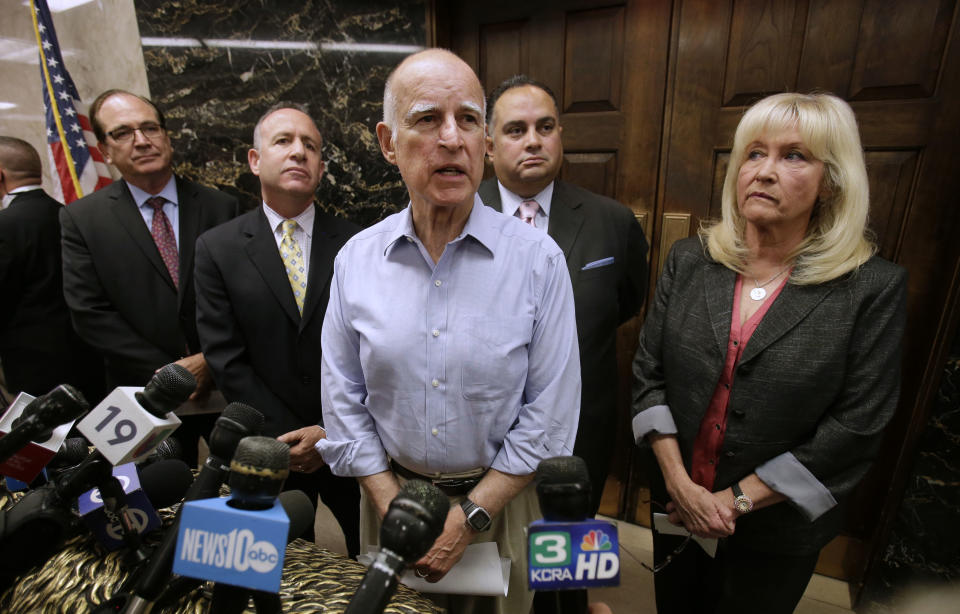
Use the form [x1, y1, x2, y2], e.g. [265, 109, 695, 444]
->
[360, 480, 539, 614]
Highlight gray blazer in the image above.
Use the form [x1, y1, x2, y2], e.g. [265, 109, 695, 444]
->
[632, 237, 906, 553]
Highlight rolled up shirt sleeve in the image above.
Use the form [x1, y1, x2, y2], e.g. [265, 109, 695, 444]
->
[318, 252, 389, 477]
[631, 404, 678, 442]
[755, 452, 837, 520]
[491, 249, 581, 476]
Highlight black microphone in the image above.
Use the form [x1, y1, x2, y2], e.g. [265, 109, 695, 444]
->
[532, 456, 592, 614]
[76, 364, 195, 466]
[0, 454, 193, 590]
[344, 479, 448, 614]
[207, 436, 291, 614]
[117, 403, 265, 614]
[149, 488, 315, 612]
[134, 364, 196, 418]
[0, 384, 89, 465]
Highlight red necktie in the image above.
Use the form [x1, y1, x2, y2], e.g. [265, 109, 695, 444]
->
[146, 196, 179, 289]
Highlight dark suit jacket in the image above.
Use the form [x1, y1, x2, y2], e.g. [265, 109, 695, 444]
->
[479, 179, 648, 507]
[0, 190, 89, 396]
[59, 177, 238, 386]
[632, 237, 907, 553]
[194, 205, 360, 438]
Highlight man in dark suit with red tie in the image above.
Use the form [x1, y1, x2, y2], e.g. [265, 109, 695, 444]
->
[0, 136, 102, 402]
[59, 90, 237, 460]
[194, 104, 361, 554]
[479, 76, 649, 516]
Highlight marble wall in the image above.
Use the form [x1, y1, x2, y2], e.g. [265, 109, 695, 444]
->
[134, 0, 428, 226]
[861, 332, 960, 609]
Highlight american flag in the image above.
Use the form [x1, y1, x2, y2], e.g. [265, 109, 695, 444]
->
[29, 0, 112, 204]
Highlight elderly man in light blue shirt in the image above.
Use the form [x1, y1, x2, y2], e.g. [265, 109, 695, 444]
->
[317, 49, 580, 614]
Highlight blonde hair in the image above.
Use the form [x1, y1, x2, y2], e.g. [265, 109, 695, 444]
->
[700, 92, 875, 284]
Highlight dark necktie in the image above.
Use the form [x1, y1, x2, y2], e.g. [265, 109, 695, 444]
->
[146, 196, 179, 289]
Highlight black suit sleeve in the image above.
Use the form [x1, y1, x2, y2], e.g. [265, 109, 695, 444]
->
[59, 205, 170, 372]
[618, 210, 649, 325]
[0, 217, 14, 326]
[194, 232, 304, 429]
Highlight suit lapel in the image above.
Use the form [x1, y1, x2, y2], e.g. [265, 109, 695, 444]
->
[243, 210, 302, 325]
[703, 261, 736, 355]
[477, 180, 503, 212]
[300, 206, 337, 329]
[176, 177, 200, 309]
[108, 182, 174, 291]
[548, 181, 585, 260]
[741, 280, 835, 364]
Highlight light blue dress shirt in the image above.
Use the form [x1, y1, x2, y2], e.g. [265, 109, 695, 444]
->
[318, 195, 581, 478]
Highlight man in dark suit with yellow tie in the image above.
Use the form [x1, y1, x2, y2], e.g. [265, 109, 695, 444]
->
[479, 76, 649, 515]
[194, 103, 361, 554]
[59, 90, 238, 460]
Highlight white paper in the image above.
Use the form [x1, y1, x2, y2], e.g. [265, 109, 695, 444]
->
[359, 542, 510, 596]
[653, 512, 718, 557]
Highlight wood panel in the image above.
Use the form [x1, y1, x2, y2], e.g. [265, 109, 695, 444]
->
[561, 152, 617, 197]
[563, 6, 624, 113]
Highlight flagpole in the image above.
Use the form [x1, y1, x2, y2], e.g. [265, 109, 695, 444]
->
[29, 0, 85, 199]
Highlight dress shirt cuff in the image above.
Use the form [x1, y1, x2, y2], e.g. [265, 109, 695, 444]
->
[755, 452, 837, 521]
[316, 435, 389, 478]
[631, 405, 678, 444]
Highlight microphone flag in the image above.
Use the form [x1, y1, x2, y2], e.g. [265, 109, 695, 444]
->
[0, 391, 77, 483]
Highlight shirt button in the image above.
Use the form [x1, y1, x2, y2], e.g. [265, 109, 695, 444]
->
[715, 424, 721, 430]
[708, 459, 715, 465]
[432, 329, 440, 337]
[431, 428, 439, 436]
[432, 379, 439, 388]
[724, 384, 730, 390]
[435, 280, 442, 287]
[733, 341, 739, 346]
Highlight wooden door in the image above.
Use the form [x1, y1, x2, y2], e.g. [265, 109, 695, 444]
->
[436, 0, 960, 593]
[438, 0, 671, 517]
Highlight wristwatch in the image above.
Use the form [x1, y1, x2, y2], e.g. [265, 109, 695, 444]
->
[460, 498, 492, 532]
[732, 482, 754, 514]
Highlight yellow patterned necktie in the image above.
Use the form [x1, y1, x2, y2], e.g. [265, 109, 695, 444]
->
[279, 219, 306, 314]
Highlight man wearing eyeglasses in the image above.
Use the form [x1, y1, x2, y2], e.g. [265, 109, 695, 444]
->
[59, 89, 237, 460]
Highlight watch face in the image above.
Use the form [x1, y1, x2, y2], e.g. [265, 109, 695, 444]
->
[734, 496, 752, 513]
[468, 508, 492, 531]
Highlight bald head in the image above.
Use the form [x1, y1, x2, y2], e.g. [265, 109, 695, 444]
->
[381, 49, 486, 139]
[0, 137, 42, 194]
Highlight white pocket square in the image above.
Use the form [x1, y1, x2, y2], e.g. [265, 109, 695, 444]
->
[582, 257, 614, 271]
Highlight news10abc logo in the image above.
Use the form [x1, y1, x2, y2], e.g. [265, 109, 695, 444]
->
[528, 520, 620, 589]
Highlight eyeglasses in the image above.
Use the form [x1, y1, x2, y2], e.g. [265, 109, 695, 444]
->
[107, 122, 165, 143]
[637, 500, 694, 574]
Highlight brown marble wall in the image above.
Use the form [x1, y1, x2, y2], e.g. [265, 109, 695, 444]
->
[134, 0, 427, 227]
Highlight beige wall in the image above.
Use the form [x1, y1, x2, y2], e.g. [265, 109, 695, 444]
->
[0, 0, 149, 196]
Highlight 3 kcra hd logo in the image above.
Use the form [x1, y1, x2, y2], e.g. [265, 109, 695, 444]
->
[528, 523, 620, 588]
[178, 527, 280, 573]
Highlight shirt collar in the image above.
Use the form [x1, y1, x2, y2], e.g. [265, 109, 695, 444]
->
[497, 180, 554, 218]
[128, 176, 178, 208]
[262, 201, 315, 239]
[2, 185, 43, 209]
[385, 194, 498, 257]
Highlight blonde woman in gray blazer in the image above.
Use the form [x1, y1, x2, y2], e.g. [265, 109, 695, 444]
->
[632, 93, 906, 614]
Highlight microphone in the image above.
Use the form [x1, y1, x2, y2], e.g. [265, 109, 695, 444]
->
[0, 456, 193, 590]
[173, 436, 290, 612]
[77, 460, 193, 550]
[76, 364, 194, 466]
[529, 456, 620, 614]
[117, 403, 265, 614]
[3, 436, 90, 491]
[136, 436, 185, 469]
[344, 479, 448, 614]
[0, 385, 89, 481]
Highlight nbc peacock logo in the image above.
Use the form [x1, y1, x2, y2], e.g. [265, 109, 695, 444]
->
[581, 529, 612, 551]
